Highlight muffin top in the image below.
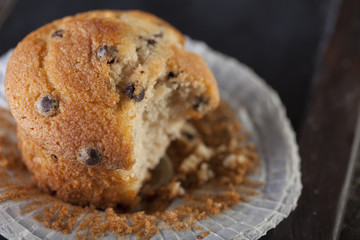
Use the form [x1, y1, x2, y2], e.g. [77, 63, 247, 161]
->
[5, 10, 219, 170]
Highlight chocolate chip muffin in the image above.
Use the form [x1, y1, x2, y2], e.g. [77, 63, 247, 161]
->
[5, 10, 219, 207]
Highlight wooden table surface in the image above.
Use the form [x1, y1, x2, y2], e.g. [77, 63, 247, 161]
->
[1, 0, 359, 239]
[262, 0, 360, 239]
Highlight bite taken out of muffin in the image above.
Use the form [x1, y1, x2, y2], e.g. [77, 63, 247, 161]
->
[5, 10, 219, 208]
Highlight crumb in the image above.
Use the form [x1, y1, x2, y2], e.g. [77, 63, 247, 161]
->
[0, 101, 261, 239]
[197, 163, 214, 184]
[223, 154, 246, 168]
[0, 109, 24, 170]
[179, 154, 203, 173]
[197, 230, 210, 239]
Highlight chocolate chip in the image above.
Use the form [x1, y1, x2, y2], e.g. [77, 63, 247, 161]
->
[79, 147, 102, 166]
[124, 83, 145, 102]
[168, 71, 179, 79]
[107, 58, 115, 64]
[36, 94, 59, 117]
[154, 32, 163, 38]
[138, 36, 157, 46]
[140, 71, 145, 74]
[51, 154, 58, 163]
[49, 190, 57, 196]
[146, 39, 157, 46]
[96, 45, 118, 64]
[51, 30, 64, 38]
[181, 131, 195, 141]
[193, 97, 208, 111]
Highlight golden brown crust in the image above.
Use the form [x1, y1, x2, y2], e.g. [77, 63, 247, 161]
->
[0, 109, 23, 170]
[18, 127, 137, 208]
[6, 11, 137, 170]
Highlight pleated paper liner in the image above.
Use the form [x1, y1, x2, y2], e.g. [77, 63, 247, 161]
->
[0, 38, 301, 240]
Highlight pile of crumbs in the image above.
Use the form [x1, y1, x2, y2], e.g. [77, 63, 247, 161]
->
[0, 102, 261, 240]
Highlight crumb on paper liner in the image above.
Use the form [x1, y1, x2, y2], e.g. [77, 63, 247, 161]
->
[0, 38, 302, 240]
[0, 101, 261, 240]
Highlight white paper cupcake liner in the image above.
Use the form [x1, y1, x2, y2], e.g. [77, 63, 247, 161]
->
[0, 37, 302, 240]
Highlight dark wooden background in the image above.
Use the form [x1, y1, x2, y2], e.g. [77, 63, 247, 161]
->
[1, 0, 360, 239]
[262, 0, 360, 239]
[0, 0, 332, 131]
